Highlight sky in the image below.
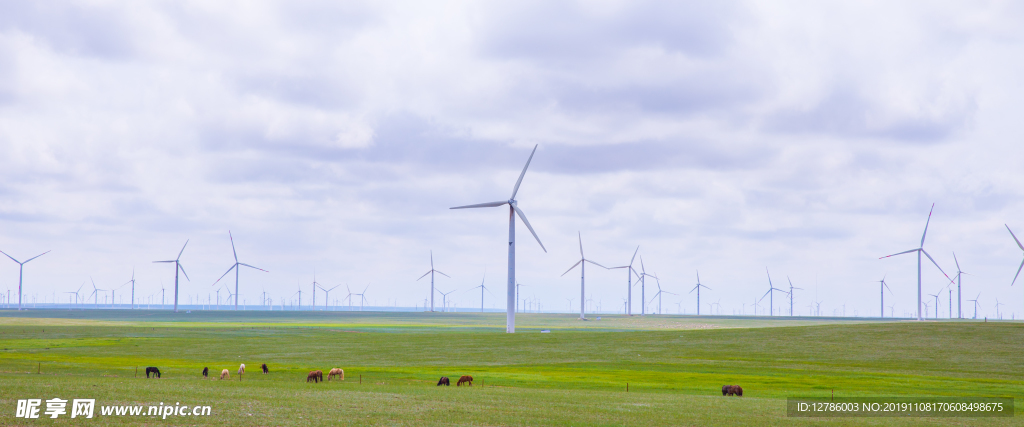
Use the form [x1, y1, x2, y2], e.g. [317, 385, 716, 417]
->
[1, 1, 1024, 319]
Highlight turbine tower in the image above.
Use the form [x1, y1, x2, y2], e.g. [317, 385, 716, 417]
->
[609, 246, 641, 315]
[212, 232, 268, 310]
[561, 232, 607, 320]
[417, 251, 450, 312]
[153, 240, 190, 312]
[450, 144, 546, 333]
[0, 249, 50, 311]
[689, 271, 711, 315]
[879, 204, 950, 321]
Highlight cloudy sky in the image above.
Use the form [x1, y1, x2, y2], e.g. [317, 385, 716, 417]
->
[2, 1, 1023, 318]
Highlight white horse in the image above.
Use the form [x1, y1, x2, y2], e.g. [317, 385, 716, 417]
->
[238, 364, 245, 375]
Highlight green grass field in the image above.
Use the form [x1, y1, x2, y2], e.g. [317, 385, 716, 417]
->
[0, 309, 1021, 425]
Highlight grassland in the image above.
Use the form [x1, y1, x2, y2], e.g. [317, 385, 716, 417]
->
[0, 309, 1021, 426]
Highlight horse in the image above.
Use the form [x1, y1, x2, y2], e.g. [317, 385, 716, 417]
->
[145, 367, 161, 378]
[202, 367, 209, 378]
[220, 369, 230, 380]
[437, 376, 450, 386]
[722, 385, 743, 396]
[307, 370, 323, 383]
[261, 363, 269, 374]
[238, 364, 245, 375]
[328, 368, 344, 381]
[457, 375, 473, 386]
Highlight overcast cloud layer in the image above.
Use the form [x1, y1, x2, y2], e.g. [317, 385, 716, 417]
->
[2, 1, 1024, 318]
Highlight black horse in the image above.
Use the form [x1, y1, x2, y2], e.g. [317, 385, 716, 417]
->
[437, 376, 450, 386]
[146, 367, 161, 378]
[261, 363, 269, 374]
[202, 367, 209, 378]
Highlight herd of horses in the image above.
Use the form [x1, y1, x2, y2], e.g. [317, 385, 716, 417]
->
[144, 365, 741, 395]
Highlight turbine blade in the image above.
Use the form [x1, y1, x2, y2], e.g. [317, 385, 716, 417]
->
[177, 239, 189, 260]
[1012, 258, 1024, 286]
[229, 231, 238, 263]
[952, 251, 961, 272]
[153, 260, 175, 263]
[0, 249, 19, 263]
[561, 260, 583, 277]
[430, 250, 434, 269]
[920, 203, 934, 247]
[921, 250, 951, 279]
[178, 263, 191, 281]
[1007, 225, 1024, 251]
[630, 246, 639, 266]
[759, 289, 771, 302]
[213, 264, 237, 286]
[450, 201, 509, 209]
[584, 259, 608, 269]
[23, 251, 50, 264]
[510, 144, 538, 199]
[417, 271, 431, 281]
[435, 270, 451, 278]
[239, 263, 268, 272]
[512, 204, 546, 253]
[880, 249, 918, 259]
[578, 231, 584, 258]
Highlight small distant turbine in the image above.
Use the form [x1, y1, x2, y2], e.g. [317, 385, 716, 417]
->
[123, 269, 137, 310]
[928, 291, 941, 319]
[608, 246, 641, 315]
[787, 277, 802, 316]
[353, 285, 370, 311]
[648, 275, 677, 315]
[636, 257, 656, 316]
[968, 293, 981, 319]
[0, 249, 50, 311]
[153, 240, 190, 312]
[212, 232, 268, 310]
[318, 284, 341, 311]
[417, 251, 450, 312]
[689, 271, 711, 315]
[561, 232, 607, 320]
[876, 276, 893, 318]
[450, 144, 546, 333]
[760, 268, 788, 316]
[469, 273, 494, 313]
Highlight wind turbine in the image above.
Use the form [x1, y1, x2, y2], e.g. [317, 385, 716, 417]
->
[689, 271, 711, 315]
[64, 283, 85, 309]
[344, 285, 354, 310]
[1004, 225, 1024, 315]
[153, 240, 190, 312]
[608, 246, 641, 315]
[969, 293, 981, 319]
[876, 276, 893, 318]
[89, 278, 105, 308]
[760, 268, 787, 316]
[212, 232, 268, 310]
[0, 249, 50, 310]
[561, 232, 607, 320]
[417, 251, 450, 312]
[636, 257, 656, 315]
[318, 284, 341, 311]
[469, 273, 494, 313]
[516, 282, 526, 313]
[648, 275, 677, 315]
[110, 281, 128, 309]
[451, 144, 546, 333]
[947, 252, 968, 319]
[353, 285, 370, 311]
[996, 298, 1004, 319]
[928, 291, 941, 319]
[879, 204, 951, 321]
[787, 277, 802, 316]
[123, 269, 137, 309]
[438, 289, 455, 313]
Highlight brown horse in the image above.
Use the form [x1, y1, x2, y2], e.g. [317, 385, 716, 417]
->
[722, 385, 743, 396]
[220, 369, 230, 380]
[328, 368, 344, 381]
[145, 367, 160, 378]
[437, 376, 450, 386]
[307, 370, 323, 383]
[457, 375, 473, 386]
[261, 363, 269, 374]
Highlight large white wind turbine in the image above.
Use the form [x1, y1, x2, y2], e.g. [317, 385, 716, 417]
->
[450, 144, 546, 333]
[561, 232, 607, 320]
[153, 240, 190, 312]
[879, 204, 951, 321]
[609, 246, 641, 315]
[212, 232, 267, 310]
[760, 268, 787, 316]
[0, 249, 50, 311]
[689, 271, 711, 315]
[417, 251, 450, 312]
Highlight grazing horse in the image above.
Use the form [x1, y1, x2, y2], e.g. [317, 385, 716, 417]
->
[238, 364, 245, 375]
[722, 385, 743, 396]
[261, 363, 269, 374]
[328, 368, 344, 381]
[457, 375, 473, 386]
[437, 376, 450, 386]
[220, 369, 230, 380]
[145, 367, 161, 378]
[202, 367, 209, 378]
[307, 370, 323, 383]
